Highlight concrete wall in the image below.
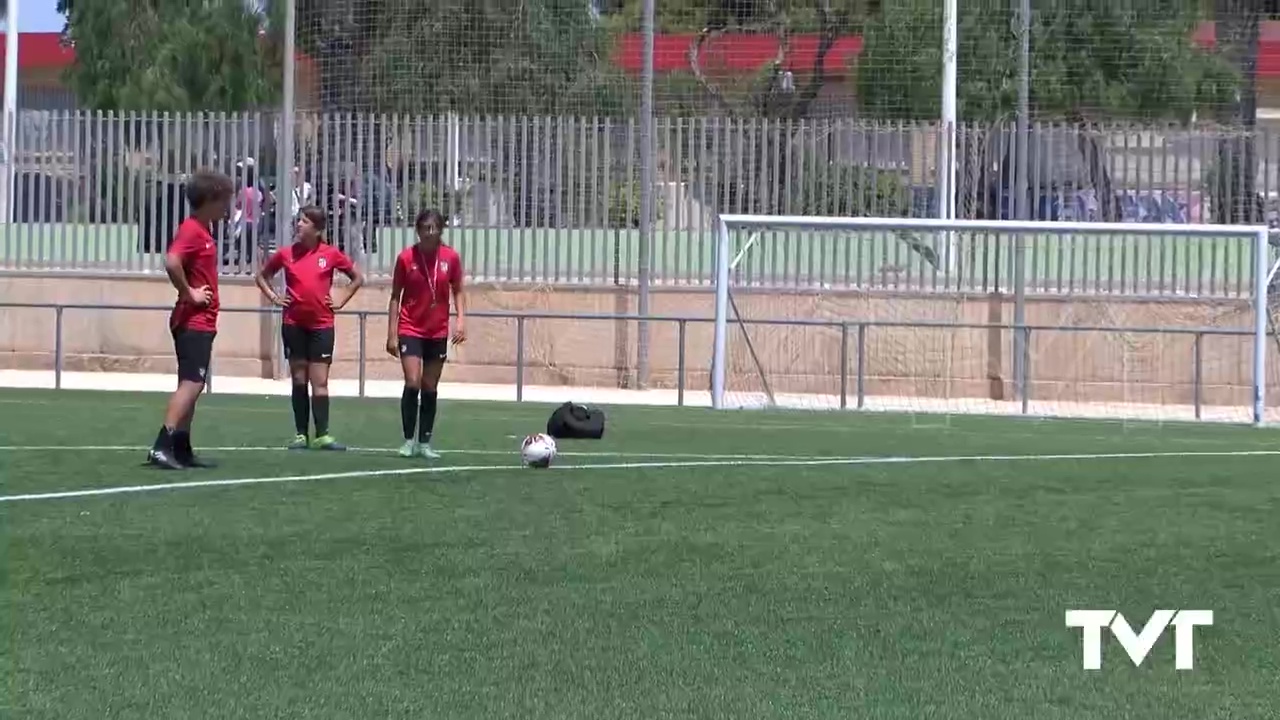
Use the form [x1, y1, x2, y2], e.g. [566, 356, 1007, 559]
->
[0, 274, 1269, 409]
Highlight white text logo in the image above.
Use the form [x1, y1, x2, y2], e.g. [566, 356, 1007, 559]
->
[1065, 609, 1212, 670]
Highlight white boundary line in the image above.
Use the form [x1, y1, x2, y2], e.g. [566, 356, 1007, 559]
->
[2, 449, 1278, 504]
[0, 445, 828, 460]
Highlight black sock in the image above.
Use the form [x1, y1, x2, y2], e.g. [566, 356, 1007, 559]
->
[172, 430, 192, 458]
[152, 425, 174, 451]
[401, 387, 419, 440]
[312, 394, 330, 437]
[291, 383, 310, 436]
[418, 391, 438, 444]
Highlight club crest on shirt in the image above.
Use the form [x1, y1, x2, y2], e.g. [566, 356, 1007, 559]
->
[440, 261, 449, 274]
[318, 257, 327, 270]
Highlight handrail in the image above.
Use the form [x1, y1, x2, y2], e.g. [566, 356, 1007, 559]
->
[0, 302, 1257, 420]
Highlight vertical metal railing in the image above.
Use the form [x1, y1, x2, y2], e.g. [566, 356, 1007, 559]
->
[2, 113, 1276, 299]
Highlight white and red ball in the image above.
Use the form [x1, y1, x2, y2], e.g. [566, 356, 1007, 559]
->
[520, 433, 557, 468]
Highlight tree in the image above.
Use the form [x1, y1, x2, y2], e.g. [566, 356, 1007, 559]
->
[286, 0, 629, 115]
[56, 0, 279, 233]
[858, 0, 1234, 123]
[857, 0, 1239, 223]
[282, 0, 636, 226]
[1212, 0, 1264, 224]
[57, 0, 278, 112]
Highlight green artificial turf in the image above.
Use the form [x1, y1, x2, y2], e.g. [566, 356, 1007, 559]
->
[1, 389, 1278, 719]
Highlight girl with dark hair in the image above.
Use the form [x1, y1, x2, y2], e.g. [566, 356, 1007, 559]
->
[256, 204, 365, 450]
[387, 208, 468, 458]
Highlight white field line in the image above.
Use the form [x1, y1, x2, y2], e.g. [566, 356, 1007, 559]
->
[0, 445, 828, 460]
[2, 449, 1279, 504]
[4, 398, 1267, 449]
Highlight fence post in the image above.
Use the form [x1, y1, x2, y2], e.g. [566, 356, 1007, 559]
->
[54, 306, 64, 390]
[1253, 226, 1269, 426]
[839, 322, 849, 410]
[357, 312, 367, 399]
[856, 323, 867, 409]
[1193, 332, 1203, 420]
[516, 316, 526, 402]
[677, 319, 687, 407]
[1020, 326, 1032, 415]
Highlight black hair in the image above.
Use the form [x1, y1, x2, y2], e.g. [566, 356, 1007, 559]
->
[415, 209, 446, 231]
[185, 168, 235, 212]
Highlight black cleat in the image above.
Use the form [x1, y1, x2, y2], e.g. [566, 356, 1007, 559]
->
[175, 449, 217, 469]
[146, 449, 186, 470]
[173, 434, 217, 468]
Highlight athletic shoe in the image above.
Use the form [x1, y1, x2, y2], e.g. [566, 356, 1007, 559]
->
[288, 434, 309, 450]
[398, 440, 418, 458]
[145, 448, 185, 470]
[310, 435, 346, 451]
[172, 430, 217, 466]
[173, 435, 217, 468]
[418, 443, 440, 460]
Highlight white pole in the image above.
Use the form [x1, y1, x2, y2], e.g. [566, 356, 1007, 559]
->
[939, 0, 957, 275]
[636, 0, 655, 388]
[711, 217, 731, 409]
[2, 0, 19, 225]
[272, 0, 296, 380]
[1253, 227, 1269, 426]
[277, 0, 296, 241]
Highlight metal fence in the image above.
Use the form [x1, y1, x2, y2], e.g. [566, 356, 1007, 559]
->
[3, 111, 1279, 298]
[0, 301, 1265, 425]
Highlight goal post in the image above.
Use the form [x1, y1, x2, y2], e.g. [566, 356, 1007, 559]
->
[711, 214, 1276, 426]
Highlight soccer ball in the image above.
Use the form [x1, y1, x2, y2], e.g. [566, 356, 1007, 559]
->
[520, 433, 557, 468]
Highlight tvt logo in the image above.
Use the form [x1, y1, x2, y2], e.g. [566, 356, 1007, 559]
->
[1065, 610, 1213, 670]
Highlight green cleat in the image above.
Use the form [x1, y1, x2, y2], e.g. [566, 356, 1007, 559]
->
[398, 440, 418, 458]
[310, 435, 346, 451]
[287, 434, 309, 450]
[418, 443, 441, 460]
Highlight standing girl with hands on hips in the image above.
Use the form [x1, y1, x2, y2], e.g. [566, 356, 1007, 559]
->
[256, 205, 365, 450]
[387, 209, 467, 459]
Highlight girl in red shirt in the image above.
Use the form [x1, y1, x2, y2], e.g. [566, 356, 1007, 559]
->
[256, 205, 365, 450]
[387, 209, 468, 458]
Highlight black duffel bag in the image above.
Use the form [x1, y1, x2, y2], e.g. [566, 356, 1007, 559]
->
[546, 402, 606, 440]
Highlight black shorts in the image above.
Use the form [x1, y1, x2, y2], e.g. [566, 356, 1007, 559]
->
[282, 324, 336, 364]
[399, 335, 448, 363]
[172, 327, 216, 384]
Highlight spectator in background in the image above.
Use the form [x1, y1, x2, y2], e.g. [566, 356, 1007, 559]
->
[289, 165, 315, 221]
[229, 158, 266, 267]
[326, 174, 361, 259]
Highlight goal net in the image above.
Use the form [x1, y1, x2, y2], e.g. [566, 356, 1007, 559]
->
[710, 215, 1275, 426]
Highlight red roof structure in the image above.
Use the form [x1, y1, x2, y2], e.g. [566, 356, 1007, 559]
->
[0, 33, 74, 70]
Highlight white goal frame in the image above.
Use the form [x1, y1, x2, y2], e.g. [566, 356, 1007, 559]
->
[711, 214, 1275, 425]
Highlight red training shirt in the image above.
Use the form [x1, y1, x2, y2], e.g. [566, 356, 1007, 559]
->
[393, 243, 463, 339]
[168, 217, 219, 332]
[262, 242, 355, 330]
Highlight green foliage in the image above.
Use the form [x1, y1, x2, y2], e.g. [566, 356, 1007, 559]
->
[792, 162, 908, 217]
[293, 0, 633, 115]
[58, 0, 279, 112]
[857, 0, 1238, 122]
[606, 178, 664, 229]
